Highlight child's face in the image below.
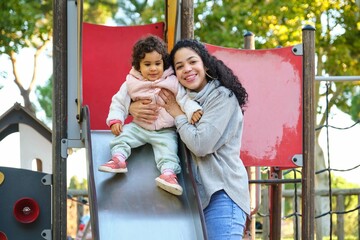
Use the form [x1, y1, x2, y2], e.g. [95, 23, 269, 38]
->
[139, 51, 164, 81]
[173, 47, 207, 92]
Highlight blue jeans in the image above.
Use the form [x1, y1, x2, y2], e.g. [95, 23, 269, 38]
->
[204, 190, 247, 240]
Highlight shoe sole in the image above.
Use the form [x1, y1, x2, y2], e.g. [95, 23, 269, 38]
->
[98, 166, 128, 173]
[155, 177, 183, 196]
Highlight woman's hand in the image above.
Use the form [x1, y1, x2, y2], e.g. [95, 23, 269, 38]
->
[129, 99, 158, 124]
[158, 89, 185, 118]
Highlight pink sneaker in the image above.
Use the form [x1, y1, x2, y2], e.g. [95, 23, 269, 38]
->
[155, 174, 183, 196]
[98, 157, 127, 173]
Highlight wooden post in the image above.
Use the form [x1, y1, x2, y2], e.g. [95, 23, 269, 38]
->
[336, 195, 345, 240]
[269, 167, 282, 240]
[358, 194, 360, 239]
[181, 0, 194, 39]
[262, 187, 270, 239]
[53, 0, 68, 239]
[244, 32, 255, 50]
[301, 24, 316, 240]
[244, 31, 256, 240]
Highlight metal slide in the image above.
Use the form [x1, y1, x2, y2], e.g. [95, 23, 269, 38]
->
[83, 107, 206, 240]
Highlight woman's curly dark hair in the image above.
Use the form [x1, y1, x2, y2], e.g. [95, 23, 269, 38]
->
[132, 35, 170, 71]
[169, 39, 248, 110]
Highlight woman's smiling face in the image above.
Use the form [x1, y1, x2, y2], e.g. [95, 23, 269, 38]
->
[173, 47, 207, 92]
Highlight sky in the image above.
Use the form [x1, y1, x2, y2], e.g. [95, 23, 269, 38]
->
[0, 45, 360, 187]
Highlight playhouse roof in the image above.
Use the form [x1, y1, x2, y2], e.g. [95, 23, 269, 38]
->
[0, 103, 51, 142]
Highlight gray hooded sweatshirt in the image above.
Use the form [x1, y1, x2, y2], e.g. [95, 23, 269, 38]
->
[175, 80, 250, 215]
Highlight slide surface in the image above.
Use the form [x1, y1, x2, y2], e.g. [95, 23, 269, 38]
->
[85, 121, 206, 239]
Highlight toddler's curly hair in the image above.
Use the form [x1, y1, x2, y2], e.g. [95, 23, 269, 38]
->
[132, 35, 169, 71]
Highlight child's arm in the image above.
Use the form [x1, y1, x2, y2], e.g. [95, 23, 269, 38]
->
[191, 110, 203, 125]
[175, 82, 203, 124]
[106, 83, 131, 128]
[110, 122, 123, 136]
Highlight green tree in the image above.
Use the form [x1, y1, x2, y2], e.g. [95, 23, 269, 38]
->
[69, 175, 88, 190]
[115, 0, 151, 25]
[131, 0, 360, 122]
[0, 0, 118, 117]
[36, 0, 163, 122]
[36, 75, 53, 119]
[193, 0, 360, 120]
[82, 0, 118, 23]
[0, 0, 53, 113]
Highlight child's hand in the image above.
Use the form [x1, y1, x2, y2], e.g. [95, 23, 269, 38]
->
[111, 123, 123, 136]
[191, 110, 203, 124]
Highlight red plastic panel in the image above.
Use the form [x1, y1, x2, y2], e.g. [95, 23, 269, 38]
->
[206, 44, 303, 168]
[82, 22, 165, 130]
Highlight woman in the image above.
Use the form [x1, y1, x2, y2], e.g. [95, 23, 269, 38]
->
[130, 39, 250, 239]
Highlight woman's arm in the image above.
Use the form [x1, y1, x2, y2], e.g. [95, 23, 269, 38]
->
[128, 99, 159, 124]
[175, 82, 202, 123]
[160, 88, 242, 157]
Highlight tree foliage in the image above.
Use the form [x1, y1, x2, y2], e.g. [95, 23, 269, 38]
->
[68, 175, 88, 190]
[3, 0, 359, 124]
[139, 0, 360, 122]
[0, 0, 118, 116]
[83, 0, 118, 24]
[36, 75, 53, 119]
[0, 0, 52, 55]
[115, 0, 151, 25]
[192, 0, 360, 122]
[0, 0, 53, 113]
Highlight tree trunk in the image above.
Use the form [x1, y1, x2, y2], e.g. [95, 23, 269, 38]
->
[22, 89, 35, 113]
[9, 41, 49, 115]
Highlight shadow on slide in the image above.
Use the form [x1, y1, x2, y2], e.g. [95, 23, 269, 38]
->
[83, 106, 207, 240]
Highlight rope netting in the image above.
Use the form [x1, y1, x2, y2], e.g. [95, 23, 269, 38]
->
[253, 81, 360, 239]
[313, 81, 360, 239]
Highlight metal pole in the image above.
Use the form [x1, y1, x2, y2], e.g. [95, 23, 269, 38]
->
[53, 0, 68, 239]
[67, 0, 84, 147]
[315, 76, 360, 81]
[301, 24, 316, 240]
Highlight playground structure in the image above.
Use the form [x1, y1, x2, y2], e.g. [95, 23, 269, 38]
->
[0, 103, 52, 173]
[0, 104, 52, 239]
[57, 0, 315, 239]
[0, 0, 323, 239]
